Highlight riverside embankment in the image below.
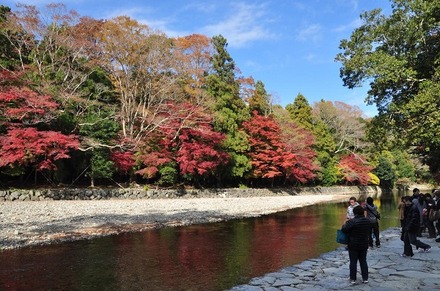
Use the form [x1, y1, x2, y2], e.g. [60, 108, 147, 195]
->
[230, 227, 440, 290]
[0, 186, 381, 250]
[0, 185, 381, 201]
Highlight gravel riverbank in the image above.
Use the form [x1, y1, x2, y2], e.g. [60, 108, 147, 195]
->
[0, 194, 348, 250]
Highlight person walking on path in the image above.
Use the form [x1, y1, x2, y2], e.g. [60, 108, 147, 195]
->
[365, 197, 381, 248]
[424, 193, 436, 238]
[398, 196, 406, 228]
[434, 190, 440, 242]
[346, 197, 359, 221]
[402, 196, 431, 257]
[342, 205, 371, 284]
[412, 188, 426, 237]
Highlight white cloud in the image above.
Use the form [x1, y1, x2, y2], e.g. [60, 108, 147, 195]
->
[182, 2, 217, 14]
[100, 7, 189, 37]
[333, 18, 363, 33]
[201, 2, 276, 48]
[103, 7, 149, 19]
[292, 1, 307, 11]
[349, 0, 360, 11]
[305, 53, 317, 62]
[296, 24, 322, 43]
[333, 0, 360, 12]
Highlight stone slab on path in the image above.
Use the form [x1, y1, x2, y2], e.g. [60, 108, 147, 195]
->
[230, 227, 440, 290]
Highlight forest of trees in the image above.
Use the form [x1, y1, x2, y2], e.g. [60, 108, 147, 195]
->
[0, 1, 438, 189]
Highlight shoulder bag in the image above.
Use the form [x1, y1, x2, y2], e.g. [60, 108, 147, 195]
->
[336, 229, 348, 244]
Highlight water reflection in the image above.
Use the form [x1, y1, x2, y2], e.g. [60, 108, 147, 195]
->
[0, 193, 402, 291]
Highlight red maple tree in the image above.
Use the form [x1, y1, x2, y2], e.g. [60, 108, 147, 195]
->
[0, 127, 79, 170]
[244, 111, 319, 184]
[279, 118, 319, 183]
[110, 150, 135, 174]
[0, 70, 79, 172]
[177, 126, 229, 176]
[136, 102, 229, 181]
[338, 154, 372, 185]
[243, 112, 296, 180]
[135, 130, 173, 179]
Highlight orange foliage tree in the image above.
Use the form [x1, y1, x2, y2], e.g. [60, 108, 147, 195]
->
[338, 154, 372, 185]
[135, 103, 228, 186]
[243, 112, 289, 180]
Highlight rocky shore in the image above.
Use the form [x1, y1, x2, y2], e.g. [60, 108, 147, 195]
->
[0, 194, 349, 250]
[230, 227, 440, 290]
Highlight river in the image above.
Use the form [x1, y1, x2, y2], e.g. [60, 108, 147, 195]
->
[0, 191, 403, 290]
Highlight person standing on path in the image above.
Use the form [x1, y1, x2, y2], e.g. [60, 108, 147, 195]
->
[365, 197, 381, 248]
[342, 205, 371, 284]
[346, 197, 359, 221]
[402, 196, 431, 257]
[412, 188, 426, 237]
[398, 197, 406, 229]
[424, 193, 436, 238]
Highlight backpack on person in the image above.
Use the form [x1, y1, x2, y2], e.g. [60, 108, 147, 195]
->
[366, 206, 380, 221]
[428, 208, 440, 222]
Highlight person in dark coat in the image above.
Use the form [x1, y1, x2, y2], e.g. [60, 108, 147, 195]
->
[402, 196, 431, 257]
[365, 197, 381, 248]
[342, 205, 371, 284]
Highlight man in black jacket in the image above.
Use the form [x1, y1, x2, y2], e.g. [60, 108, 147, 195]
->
[342, 205, 371, 284]
[402, 196, 431, 257]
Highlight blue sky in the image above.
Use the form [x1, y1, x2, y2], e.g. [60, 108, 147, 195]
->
[4, 0, 392, 117]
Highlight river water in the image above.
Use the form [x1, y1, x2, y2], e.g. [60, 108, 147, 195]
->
[0, 192, 403, 290]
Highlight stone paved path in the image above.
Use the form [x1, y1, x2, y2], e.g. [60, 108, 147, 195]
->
[229, 227, 440, 290]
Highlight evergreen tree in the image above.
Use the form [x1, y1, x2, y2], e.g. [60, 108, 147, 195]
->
[286, 93, 313, 130]
[0, 5, 30, 70]
[374, 154, 395, 188]
[206, 35, 251, 185]
[78, 106, 121, 186]
[285, 94, 345, 185]
[392, 150, 415, 182]
[248, 80, 271, 116]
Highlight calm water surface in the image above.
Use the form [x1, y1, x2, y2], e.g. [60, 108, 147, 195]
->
[0, 192, 403, 290]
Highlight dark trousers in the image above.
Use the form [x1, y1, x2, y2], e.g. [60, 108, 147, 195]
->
[348, 248, 368, 281]
[426, 219, 436, 237]
[403, 231, 414, 256]
[369, 222, 380, 247]
[405, 230, 430, 254]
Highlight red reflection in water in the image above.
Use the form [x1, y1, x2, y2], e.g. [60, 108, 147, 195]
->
[110, 226, 226, 290]
[248, 211, 322, 275]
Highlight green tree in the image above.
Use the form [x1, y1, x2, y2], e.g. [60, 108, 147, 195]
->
[248, 80, 271, 116]
[206, 35, 250, 185]
[392, 149, 415, 182]
[0, 5, 27, 70]
[284, 94, 340, 185]
[365, 114, 394, 153]
[319, 157, 341, 186]
[88, 148, 114, 186]
[374, 154, 395, 188]
[285, 93, 313, 130]
[336, 0, 440, 179]
[78, 106, 121, 186]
